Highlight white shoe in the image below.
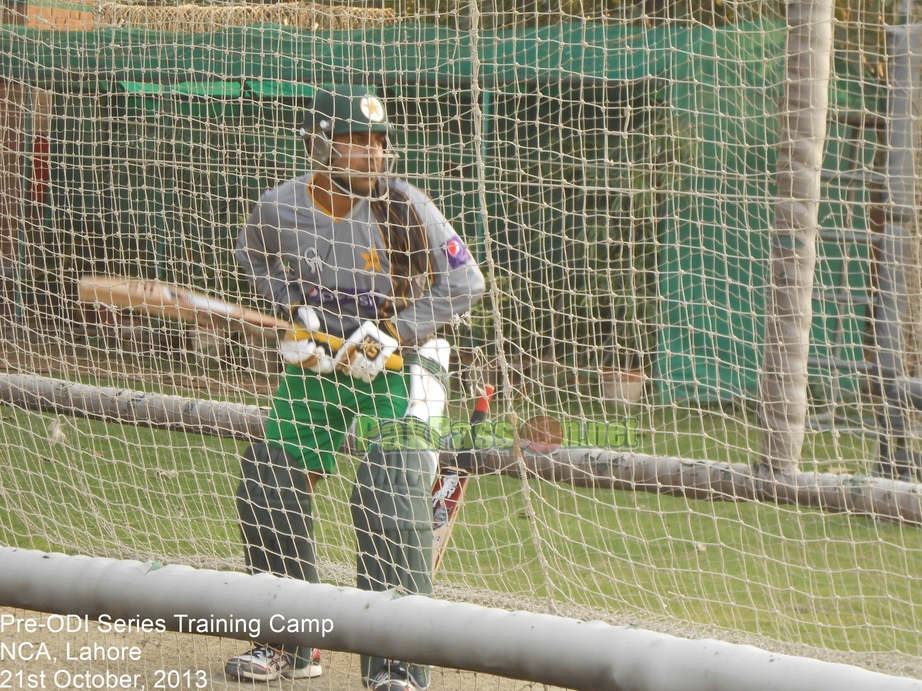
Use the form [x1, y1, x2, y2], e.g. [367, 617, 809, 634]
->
[286, 648, 322, 680]
[225, 645, 288, 682]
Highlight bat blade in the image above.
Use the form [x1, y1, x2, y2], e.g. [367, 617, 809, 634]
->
[431, 384, 495, 575]
[77, 274, 404, 370]
[77, 274, 288, 338]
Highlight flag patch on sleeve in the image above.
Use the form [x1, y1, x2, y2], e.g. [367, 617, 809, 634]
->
[442, 236, 472, 269]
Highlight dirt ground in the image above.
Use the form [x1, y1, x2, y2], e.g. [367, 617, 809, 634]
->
[0, 607, 564, 691]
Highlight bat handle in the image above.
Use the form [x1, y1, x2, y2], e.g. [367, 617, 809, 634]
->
[475, 384, 495, 413]
[303, 329, 404, 371]
[454, 384, 495, 473]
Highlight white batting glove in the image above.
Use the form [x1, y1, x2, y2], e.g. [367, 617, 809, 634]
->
[291, 305, 322, 332]
[279, 306, 334, 373]
[333, 321, 399, 384]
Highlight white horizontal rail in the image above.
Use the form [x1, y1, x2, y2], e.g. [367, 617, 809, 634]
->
[0, 548, 918, 691]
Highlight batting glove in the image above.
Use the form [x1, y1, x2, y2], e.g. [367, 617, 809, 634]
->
[333, 321, 399, 384]
[279, 305, 334, 373]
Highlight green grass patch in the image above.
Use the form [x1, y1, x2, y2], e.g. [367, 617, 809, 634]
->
[0, 401, 919, 660]
[0, 407, 241, 560]
[444, 475, 922, 655]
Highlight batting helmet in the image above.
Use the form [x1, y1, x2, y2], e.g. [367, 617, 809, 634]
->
[300, 84, 394, 170]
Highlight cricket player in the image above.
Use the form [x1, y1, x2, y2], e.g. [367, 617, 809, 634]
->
[226, 83, 485, 691]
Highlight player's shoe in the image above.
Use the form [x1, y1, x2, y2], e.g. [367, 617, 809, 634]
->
[369, 662, 427, 691]
[286, 647, 323, 680]
[225, 645, 322, 682]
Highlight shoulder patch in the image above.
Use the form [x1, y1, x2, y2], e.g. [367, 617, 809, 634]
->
[443, 236, 472, 269]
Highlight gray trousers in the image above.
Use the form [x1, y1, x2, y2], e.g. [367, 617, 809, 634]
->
[236, 440, 432, 687]
[351, 441, 433, 688]
[236, 442, 318, 669]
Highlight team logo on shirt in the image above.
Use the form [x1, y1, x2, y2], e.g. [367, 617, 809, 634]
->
[360, 96, 386, 123]
[302, 247, 321, 274]
[361, 247, 382, 273]
[442, 236, 471, 269]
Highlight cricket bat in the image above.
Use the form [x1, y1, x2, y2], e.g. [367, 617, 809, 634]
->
[431, 384, 495, 575]
[77, 274, 403, 370]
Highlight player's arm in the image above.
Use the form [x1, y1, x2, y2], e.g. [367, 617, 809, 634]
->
[391, 193, 486, 346]
[235, 195, 304, 313]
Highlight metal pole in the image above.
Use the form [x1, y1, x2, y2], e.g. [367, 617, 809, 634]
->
[877, 25, 922, 479]
[0, 0, 27, 308]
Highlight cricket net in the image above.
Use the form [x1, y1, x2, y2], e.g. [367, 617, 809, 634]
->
[1, 0, 921, 688]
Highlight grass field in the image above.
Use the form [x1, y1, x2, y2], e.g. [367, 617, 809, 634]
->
[1, 394, 920, 670]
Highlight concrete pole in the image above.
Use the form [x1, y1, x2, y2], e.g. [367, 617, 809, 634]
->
[760, 0, 835, 473]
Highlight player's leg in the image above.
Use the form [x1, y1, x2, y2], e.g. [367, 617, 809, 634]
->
[352, 438, 434, 691]
[236, 442, 318, 582]
[229, 442, 323, 680]
[350, 343, 451, 691]
[227, 368, 350, 682]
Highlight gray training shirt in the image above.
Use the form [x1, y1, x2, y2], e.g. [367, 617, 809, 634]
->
[236, 175, 486, 345]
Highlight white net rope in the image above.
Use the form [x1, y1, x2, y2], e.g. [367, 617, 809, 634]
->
[1, 0, 921, 685]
